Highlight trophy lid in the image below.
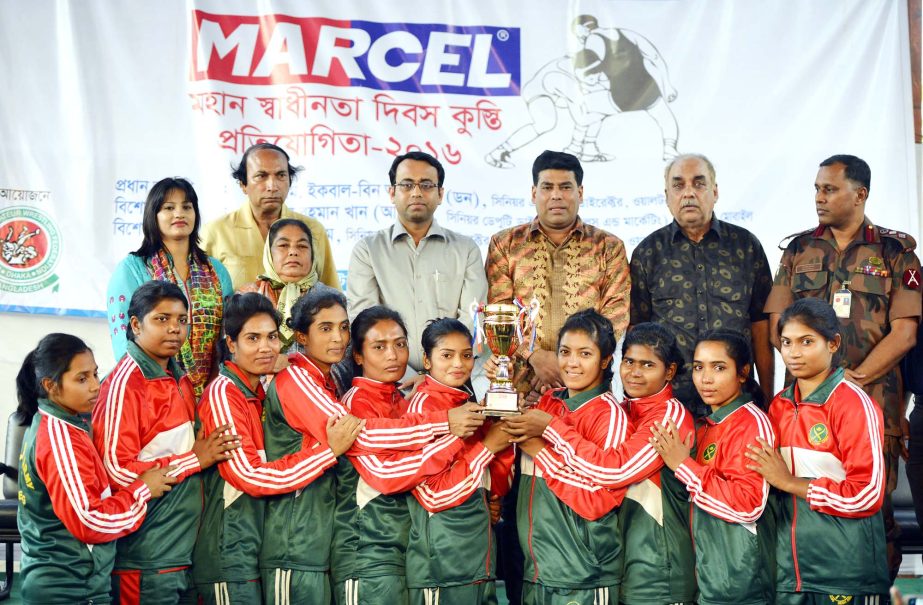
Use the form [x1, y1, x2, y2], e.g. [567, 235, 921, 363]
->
[484, 303, 520, 315]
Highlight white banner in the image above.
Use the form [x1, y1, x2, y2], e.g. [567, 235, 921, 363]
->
[0, 0, 917, 316]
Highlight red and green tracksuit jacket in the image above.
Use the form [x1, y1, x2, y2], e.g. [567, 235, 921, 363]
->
[260, 355, 459, 574]
[538, 383, 696, 603]
[405, 376, 515, 589]
[19, 399, 151, 604]
[769, 367, 889, 596]
[674, 394, 776, 605]
[611, 385, 697, 605]
[92, 341, 202, 572]
[518, 384, 630, 590]
[331, 377, 465, 584]
[193, 362, 342, 586]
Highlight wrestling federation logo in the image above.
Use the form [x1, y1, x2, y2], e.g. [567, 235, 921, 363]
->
[0, 206, 61, 294]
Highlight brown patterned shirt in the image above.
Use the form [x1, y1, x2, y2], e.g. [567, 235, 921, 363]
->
[486, 217, 630, 390]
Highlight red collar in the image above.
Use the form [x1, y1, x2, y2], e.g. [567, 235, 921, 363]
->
[289, 353, 338, 397]
[224, 361, 265, 401]
[350, 377, 407, 419]
[414, 375, 472, 411]
[419, 375, 471, 402]
[623, 383, 673, 412]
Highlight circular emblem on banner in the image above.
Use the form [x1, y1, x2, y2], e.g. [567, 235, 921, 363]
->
[0, 206, 61, 294]
[808, 423, 829, 445]
[702, 443, 717, 461]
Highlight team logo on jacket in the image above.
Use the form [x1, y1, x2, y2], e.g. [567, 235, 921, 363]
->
[827, 596, 853, 604]
[0, 206, 61, 294]
[809, 423, 829, 445]
[702, 443, 717, 461]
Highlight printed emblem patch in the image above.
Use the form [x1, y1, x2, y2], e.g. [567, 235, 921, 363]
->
[809, 423, 829, 446]
[827, 596, 853, 604]
[702, 443, 717, 461]
[904, 268, 921, 289]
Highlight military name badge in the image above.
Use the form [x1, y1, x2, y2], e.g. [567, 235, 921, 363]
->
[702, 443, 717, 462]
[831, 282, 851, 319]
[808, 423, 829, 446]
[904, 268, 921, 289]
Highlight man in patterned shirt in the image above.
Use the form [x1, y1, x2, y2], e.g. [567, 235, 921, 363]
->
[485, 150, 630, 401]
[764, 154, 921, 579]
[629, 153, 774, 416]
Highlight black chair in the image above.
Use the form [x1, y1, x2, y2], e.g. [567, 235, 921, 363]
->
[0, 412, 27, 600]
[895, 455, 923, 554]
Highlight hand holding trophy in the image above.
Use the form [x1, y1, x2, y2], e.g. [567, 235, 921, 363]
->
[471, 298, 540, 416]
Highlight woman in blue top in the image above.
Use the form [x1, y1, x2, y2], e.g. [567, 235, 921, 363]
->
[107, 177, 233, 395]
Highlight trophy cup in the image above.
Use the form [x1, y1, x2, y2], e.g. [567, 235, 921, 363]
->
[471, 301, 538, 416]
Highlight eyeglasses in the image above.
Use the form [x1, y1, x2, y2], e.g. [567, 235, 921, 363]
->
[394, 181, 439, 192]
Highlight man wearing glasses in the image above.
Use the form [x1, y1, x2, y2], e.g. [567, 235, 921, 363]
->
[347, 151, 488, 392]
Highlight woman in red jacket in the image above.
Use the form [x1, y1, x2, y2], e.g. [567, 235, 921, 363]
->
[615, 322, 697, 605]
[406, 318, 514, 605]
[746, 297, 889, 602]
[16, 333, 174, 605]
[503, 308, 630, 605]
[261, 293, 482, 604]
[193, 292, 362, 604]
[651, 330, 776, 605]
[93, 280, 240, 604]
[332, 306, 473, 605]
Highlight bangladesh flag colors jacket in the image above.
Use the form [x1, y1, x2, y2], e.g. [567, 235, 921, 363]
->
[92, 341, 202, 572]
[674, 394, 776, 605]
[331, 377, 464, 584]
[193, 362, 340, 585]
[518, 384, 629, 591]
[769, 367, 889, 596]
[405, 375, 515, 589]
[258, 354, 460, 576]
[19, 398, 151, 604]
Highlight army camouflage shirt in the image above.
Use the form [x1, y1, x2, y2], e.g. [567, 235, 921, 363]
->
[629, 219, 773, 410]
[764, 218, 922, 436]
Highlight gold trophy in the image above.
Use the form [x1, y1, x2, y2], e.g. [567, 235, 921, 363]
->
[472, 301, 538, 416]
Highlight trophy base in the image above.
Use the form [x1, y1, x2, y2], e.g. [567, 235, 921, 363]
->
[483, 390, 520, 417]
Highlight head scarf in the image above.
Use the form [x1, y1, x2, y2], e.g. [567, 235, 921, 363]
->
[258, 228, 318, 345]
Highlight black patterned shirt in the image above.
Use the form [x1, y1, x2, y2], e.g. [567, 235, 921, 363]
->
[629, 219, 773, 407]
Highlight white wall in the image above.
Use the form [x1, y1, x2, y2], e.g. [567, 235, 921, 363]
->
[1, 314, 115, 419]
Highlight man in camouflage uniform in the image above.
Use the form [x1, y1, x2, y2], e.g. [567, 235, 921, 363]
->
[764, 154, 922, 579]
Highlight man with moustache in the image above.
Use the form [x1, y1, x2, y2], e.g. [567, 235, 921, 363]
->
[201, 143, 340, 290]
[485, 149, 630, 400]
[630, 153, 774, 416]
[765, 154, 921, 579]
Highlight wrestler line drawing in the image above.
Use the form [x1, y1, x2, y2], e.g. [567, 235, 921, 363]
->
[486, 14, 680, 168]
